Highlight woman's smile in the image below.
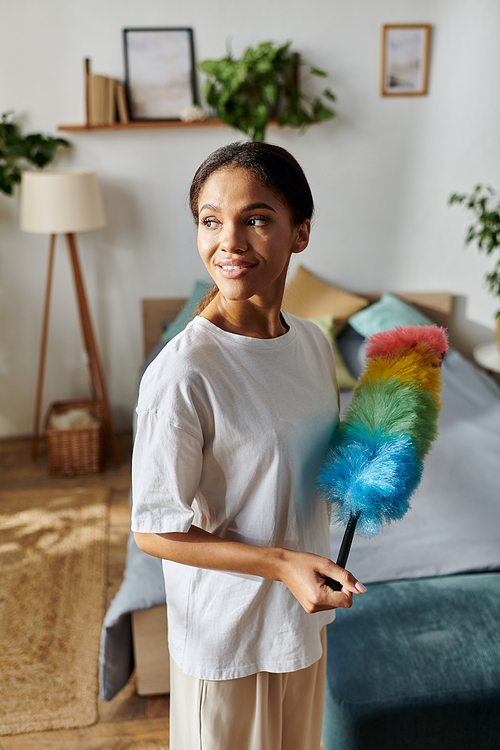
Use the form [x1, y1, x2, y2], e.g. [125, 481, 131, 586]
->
[216, 260, 256, 279]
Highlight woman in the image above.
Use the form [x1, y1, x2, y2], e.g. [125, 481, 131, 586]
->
[132, 141, 366, 750]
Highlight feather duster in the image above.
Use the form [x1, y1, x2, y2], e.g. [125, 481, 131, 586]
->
[318, 324, 449, 587]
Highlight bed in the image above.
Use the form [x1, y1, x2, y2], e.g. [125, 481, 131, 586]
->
[99, 267, 500, 747]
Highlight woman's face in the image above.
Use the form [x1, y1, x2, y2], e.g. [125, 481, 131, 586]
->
[197, 167, 310, 306]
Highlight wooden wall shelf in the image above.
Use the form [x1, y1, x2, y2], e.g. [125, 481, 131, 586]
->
[57, 119, 222, 132]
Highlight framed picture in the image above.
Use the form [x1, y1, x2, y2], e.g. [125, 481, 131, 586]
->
[381, 24, 431, 96]
[123, 28, 197, 120]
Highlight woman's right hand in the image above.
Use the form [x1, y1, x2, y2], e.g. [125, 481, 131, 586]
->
[276, 549, 366, 613]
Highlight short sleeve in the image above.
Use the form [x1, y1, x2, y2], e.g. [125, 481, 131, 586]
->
[131, 408, 203, 533]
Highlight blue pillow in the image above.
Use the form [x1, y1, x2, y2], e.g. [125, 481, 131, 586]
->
[336, 325, 368, 380]
[161, 279, 214, 344]
[348, 292, 433, 338]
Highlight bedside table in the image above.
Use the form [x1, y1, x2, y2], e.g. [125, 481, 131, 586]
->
[473, 342, 500, 378]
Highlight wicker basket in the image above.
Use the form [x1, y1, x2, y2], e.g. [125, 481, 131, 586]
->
[44, 400, 104, 476]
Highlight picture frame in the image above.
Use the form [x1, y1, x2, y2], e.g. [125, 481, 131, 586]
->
[123, 28, 197, 120]
[381, 24, 431, 97]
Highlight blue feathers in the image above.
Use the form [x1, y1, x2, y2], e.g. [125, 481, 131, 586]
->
[318, 424, 423, 538]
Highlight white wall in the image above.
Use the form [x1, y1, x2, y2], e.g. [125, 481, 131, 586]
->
[1, 0, 499, 437]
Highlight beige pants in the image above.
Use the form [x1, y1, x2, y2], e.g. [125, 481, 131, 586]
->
[169, 628, 326, 750]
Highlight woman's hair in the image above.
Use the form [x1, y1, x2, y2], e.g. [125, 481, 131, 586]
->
[189, 141, 314, 226]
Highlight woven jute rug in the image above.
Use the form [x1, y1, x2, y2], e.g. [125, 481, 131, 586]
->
[0, 487, 109, 736]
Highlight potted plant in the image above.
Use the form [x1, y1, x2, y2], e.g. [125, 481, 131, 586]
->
[199, 41, 336, 142]
[0, 111, 70, 196]
[449, 185, 500, 351]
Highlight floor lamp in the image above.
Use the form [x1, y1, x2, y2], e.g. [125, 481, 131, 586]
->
[20, 171, 121, 466]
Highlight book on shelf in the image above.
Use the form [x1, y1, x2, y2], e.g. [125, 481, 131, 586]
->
[87, 73, 129, 126]
[89, 74, 107, 126]
[115, 82, 129, 124]
[105, 78, 115, 125]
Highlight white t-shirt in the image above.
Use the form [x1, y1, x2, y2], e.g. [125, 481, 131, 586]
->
[131, 312, 339, 680]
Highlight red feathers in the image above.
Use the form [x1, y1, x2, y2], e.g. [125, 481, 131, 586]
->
[365, 325, 449, 361]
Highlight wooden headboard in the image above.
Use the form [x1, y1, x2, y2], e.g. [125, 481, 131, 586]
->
[141, 292, 453, 358]
[141, 298, 187, 357]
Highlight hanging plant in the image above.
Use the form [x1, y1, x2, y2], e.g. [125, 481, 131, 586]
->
[0, 111, 70, 196]
[449, 185, 500, 319]
[199, 41, 336, 142]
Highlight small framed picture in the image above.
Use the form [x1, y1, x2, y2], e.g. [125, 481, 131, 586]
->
[123, 28, 197, 120]
[381, 24, 431, 96]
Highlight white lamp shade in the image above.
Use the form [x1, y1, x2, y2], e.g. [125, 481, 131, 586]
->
[20, 171, 106, 234]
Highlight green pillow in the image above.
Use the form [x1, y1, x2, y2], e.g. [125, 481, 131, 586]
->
[348, 292, 433, 338]
[161, 280, 214, 344]
[310, 314, 358, 390]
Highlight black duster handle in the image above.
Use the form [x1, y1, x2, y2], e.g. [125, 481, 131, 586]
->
[325, 511, 361, 592]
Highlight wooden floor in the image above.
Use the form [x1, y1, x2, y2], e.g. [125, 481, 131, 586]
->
[0, 435, 170, 750]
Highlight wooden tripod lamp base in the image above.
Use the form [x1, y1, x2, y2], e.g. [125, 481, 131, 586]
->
[20, 171, 120, 468]
[31, 233, 121, 466]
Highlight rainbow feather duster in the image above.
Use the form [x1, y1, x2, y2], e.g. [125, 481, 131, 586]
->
[318, 324, 448, 583]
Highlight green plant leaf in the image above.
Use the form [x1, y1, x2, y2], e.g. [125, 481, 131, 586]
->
[262, 83, 278, 108]
[0, 112, 70, 196]
[310, 66, 327, 77]
[199, 60, 221, 76]
[449, 184, 500, 307]
[312, 98, 336, 121]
